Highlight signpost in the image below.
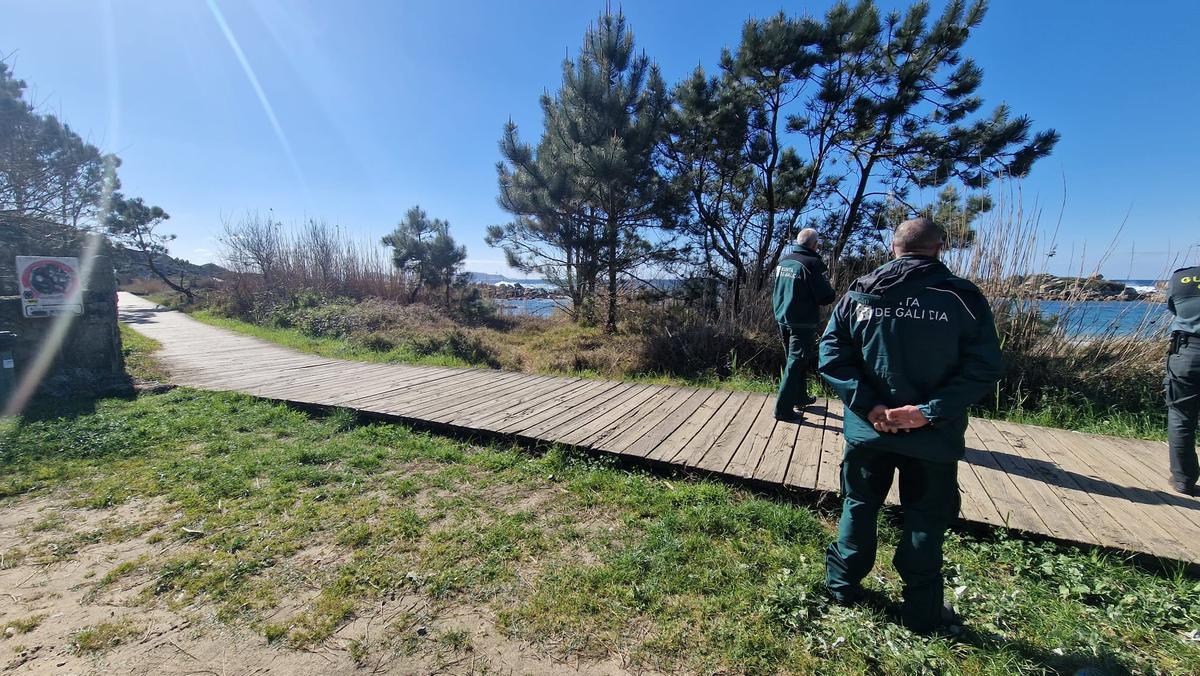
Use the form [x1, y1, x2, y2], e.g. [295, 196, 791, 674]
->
[16, 256, 83, 318]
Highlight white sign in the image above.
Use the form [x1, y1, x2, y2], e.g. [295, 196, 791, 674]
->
[16, 256, 83, 318]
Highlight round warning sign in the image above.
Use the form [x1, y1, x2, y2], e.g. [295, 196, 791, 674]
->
[16, 256, 84, 318]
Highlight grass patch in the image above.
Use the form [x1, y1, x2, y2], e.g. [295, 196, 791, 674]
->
[191, 311, 483, 370]
[991, 390, 1167, 441]
[119, 323, 168, 382]
[2, 383, 1197, 673]
[71, 619, 141, 653]
[97, 556, 148, 589]
[2, 615, 44, 635]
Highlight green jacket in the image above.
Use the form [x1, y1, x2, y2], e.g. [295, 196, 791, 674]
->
[772, 245, 836, 328]
[818, 256, 1003, 463]
[1168, 266, 1200, 336]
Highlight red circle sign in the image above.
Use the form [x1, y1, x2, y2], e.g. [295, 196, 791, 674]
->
[20, 259, 79, 298]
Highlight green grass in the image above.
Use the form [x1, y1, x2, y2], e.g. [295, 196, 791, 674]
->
[119, 324, 169, 382]
[990, 393, 1167, 442]
[71, 619, 141, 653]
[2, 333, 1197, 674]
[191, 311, 484, 369]
[2, 615, 44, 636]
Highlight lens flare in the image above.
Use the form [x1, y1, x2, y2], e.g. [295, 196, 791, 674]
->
[206, 0, 308, 192]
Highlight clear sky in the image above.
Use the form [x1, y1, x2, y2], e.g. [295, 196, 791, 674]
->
[2, 0, 1197, 279]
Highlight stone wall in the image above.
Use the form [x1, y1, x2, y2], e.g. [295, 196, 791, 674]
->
[0, 256, 127, 398]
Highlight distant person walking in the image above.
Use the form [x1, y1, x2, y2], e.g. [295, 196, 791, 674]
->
[1166, 264, 1200, 496]
[771, 228, 836, 422]
[818, 217, 1002, 634]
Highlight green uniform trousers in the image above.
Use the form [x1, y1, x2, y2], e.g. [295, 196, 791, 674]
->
[775, 323, 815, 418]
[826, 443, 960, 633]
[1167, 335, 1200, 490]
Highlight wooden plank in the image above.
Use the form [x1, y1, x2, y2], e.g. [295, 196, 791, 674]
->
[991, 420, 1180, 557]
[588, 389, 696, 451]
[335, 368, 479, 407]
[954, 447, 1006, 526]
[1067, 430, 1200, 529]
[963, 424, 1053, 534]
[516, 383, 639, 440]
[320, 366, 462, 407]
[753, 417, 800, 484]
[785, 404, 829, 489]
[499, 381, 628, 439]
[429, 375, 569, 426]
[973, 419, 1098, 545]
[1036, 427, 1200, 561]
[814, 406, 844, 494]
[576, 385, 682, 449]
[690, 393, 766, 474]
[644, 390, 732, 463]
[673, 391, 752, 467]
[477, 379, 613, 432]
[596, 387, 702, 453]
[723, 396, 778, 479]
[398, 371, 538, 418]
[554, 385, 668, 447]
[621, 389, 718, 458]
[252, 363, 385, 400]
[349, 369, 502, 411]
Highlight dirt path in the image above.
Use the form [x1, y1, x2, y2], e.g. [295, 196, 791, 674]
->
[0, 493, 634, 675]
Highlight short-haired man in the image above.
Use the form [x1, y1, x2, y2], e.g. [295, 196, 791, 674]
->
[818, 217, 1002, 634]
[772, 228, 837, 422]
[1166, 264, 1200, 496]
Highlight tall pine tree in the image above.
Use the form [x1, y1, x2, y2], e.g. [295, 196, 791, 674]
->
[491, 11, 675, 332]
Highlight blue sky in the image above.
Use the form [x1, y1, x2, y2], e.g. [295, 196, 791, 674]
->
[2, 0, 1197, 278]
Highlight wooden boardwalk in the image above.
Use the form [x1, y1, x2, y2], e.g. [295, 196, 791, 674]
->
[117, 293, 1200, 564]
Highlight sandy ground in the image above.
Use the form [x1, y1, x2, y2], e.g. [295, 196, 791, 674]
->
[0, 493, 637, 675]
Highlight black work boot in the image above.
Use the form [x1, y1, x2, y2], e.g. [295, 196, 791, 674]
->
[905, 603, 963, 635]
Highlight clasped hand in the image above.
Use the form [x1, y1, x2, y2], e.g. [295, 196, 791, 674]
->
[868, 404, 929, 434]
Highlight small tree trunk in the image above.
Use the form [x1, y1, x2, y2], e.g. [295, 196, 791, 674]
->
[605, 215, 618, 333]
[145, 252, 194, 303]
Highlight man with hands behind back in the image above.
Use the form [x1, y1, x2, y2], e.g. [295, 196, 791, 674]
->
[817, 217, 1003, 634]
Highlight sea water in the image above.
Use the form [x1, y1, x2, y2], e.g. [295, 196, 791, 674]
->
[492, 280, 1171, 336]
[1034, 300, 1169, 337]
[1035, 279, 1168, 337]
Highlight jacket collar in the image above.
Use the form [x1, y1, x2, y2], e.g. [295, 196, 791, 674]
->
[849, 255, 951, 304]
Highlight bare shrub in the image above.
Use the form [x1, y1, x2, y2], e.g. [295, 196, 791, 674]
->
[216, 213, 414, 306]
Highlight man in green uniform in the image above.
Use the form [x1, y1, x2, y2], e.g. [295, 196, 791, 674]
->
[772, 228, 836, 422]
[818, 217, 1002, 634]
[1166, 265, 1200, 496]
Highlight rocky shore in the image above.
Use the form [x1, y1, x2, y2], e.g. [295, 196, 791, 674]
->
[1011, 274, 1165, 302]
[476, 282, 561, 301]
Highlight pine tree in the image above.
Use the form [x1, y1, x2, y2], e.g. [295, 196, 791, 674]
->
[823, 0, 1059, 268]
[105, 194, 193, 301]
[489, 121, 602, 323]
[491, 11, 675, 332]
[664, 0, 1058, 293]
[382, 206, 466, 304]
[1, 60, 121, 292]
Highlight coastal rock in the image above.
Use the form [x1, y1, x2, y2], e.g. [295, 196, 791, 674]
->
[1010, 273, 1161, 302]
